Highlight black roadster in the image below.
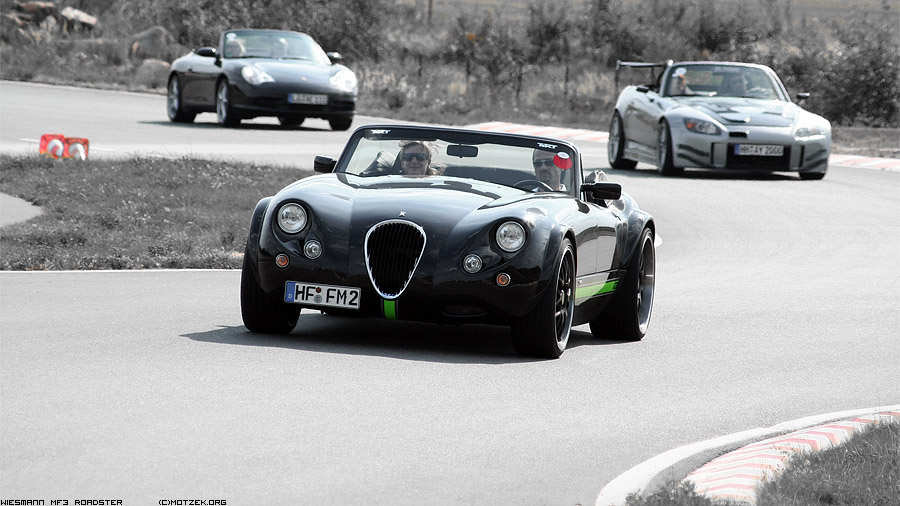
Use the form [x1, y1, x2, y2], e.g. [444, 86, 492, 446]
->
[241, 125, 656, 358]
[167, 29, 356, 130]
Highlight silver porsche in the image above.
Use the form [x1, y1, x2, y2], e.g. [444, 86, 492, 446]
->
[608, 61, 831, 180]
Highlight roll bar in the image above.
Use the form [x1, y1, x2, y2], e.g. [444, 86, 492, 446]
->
[614, 60, 673, 95]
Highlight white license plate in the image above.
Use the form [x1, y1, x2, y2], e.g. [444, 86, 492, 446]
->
[734, 144, 784, 156]
[285, 281, 360, 309]
[288, 93, 328, 105]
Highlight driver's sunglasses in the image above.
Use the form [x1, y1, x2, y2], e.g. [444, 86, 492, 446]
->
[729, 78, 743, 85]
[533, 159, 556, 169]
[401, 153, 428, 162]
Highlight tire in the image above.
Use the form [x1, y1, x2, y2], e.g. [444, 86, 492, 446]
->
[799, 171, 826, 180]
[329, 116, 353, 131]
[166, 75, 195, 123]
[279, 115, 305, 128]
[216, 79, 240, 127]
[608, 112, 637, 170]
[512, 239, 575, 359]
[240, 248, 300, 334]
[590, 227, 655, 341]
[656, 120, 683, 176]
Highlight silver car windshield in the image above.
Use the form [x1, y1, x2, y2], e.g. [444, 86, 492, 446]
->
[665, 65, 784, 100]
[339, 131, 578, 194]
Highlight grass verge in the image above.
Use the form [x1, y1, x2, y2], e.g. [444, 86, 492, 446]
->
[0, 155, 303, 270]
[623, 421, 899, 505]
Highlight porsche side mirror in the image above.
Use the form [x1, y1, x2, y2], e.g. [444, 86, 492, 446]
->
[326, 52, 343, 64]
[796, 92, 810, 102]
[582, 182, 622, 201]
[314, 156, 337, 173]
[196, 47, 217, 58]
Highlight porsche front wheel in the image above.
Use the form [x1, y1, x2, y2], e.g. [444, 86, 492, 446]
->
[216, 79, 240, 127]
[512, 239, 575, 359]
[590, 227, 655, 341]
[241, 249, 300, 334]
[608, 113, 637, 170]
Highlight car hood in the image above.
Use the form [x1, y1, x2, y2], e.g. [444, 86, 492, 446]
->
[275, 174, 559, 246]
[673, 97, 800, 127]
[234, 59, 344, 83]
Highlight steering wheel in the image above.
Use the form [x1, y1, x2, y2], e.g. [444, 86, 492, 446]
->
[514, 179, 554, 192]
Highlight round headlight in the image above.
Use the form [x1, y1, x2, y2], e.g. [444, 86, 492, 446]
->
[304, 240, 323, 259]
[496, 221, 526, 252]
[277, 203, 308, 234]
[463, 254, 483, 273]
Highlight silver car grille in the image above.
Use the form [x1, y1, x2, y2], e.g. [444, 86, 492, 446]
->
[364, 220, 426, 299]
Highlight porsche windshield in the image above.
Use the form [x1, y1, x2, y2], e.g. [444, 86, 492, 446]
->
[336, 128, 578, 193]
[665, 64, 784, 100]
[223, 31, 330, 64]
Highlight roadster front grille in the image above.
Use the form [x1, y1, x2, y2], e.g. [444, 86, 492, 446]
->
[364, 220, 426, 299]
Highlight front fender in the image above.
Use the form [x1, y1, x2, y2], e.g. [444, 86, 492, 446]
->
[245, 197, 273, 267]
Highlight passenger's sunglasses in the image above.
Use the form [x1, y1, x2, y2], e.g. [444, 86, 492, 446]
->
[401, 153, 428, 162]
[533, 159, 556, 169]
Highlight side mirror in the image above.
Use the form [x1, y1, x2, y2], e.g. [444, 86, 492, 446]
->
[314, 156, 337, 173]
[636, 85, 650, 94]
[796, 92, 810, 102]
[326, 52, 343, 64]
[581, 182, 622, 201]
[196, 47, 217, 58]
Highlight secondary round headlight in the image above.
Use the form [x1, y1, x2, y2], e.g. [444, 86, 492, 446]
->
[496, 221, 526, 252]
[277, 203, 308, 234]
[463, 254, 483, 273]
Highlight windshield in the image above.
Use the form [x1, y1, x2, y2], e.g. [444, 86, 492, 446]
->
[336, 127, 579, 194]
[664, 64, 784, 100]
[223, 31, 331, 64]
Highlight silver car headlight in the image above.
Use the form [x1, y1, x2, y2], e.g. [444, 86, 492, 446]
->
[277, 203, 308, 234]
[496, 221, 526, 253]
[795, 125, 824, 138]
[330, 68, 357, 93]
[242, 65, 274, 85]
[683, 118, 721, 135]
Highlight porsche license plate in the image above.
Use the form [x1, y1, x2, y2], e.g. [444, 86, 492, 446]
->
[285, 281, 360, 309]
[734, 144, 784, 156]
[288, 93, 328, 105]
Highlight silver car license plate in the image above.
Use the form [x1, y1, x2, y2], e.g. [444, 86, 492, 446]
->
[285, 281, 360, 309]
[734, 144, 784, 156]
[288, 93, 328, 105]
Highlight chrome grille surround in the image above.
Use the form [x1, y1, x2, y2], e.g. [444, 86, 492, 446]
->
[364, 220, 427, 299]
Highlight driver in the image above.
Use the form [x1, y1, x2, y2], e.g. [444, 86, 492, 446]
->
[720, 73, 748, 96]
[532, 149, 566, 191]
[397, 141, 442, 176]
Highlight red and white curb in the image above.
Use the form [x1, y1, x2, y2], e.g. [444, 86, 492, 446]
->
[465, 121, 609, 142]
[595, 405, 900, 506]
[682, 410, 900, 504]
[828, 154, 900, 171]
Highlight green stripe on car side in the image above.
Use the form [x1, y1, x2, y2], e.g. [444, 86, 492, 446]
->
[383, 299, 397, 320]
[575, 280, 618, 300]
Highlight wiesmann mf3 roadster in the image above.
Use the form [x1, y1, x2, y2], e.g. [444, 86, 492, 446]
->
[167, 29, 357, 130]
[610, 61, 831, 179]
[241, 125, 656, 358]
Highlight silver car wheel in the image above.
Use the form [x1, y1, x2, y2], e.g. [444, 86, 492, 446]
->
[635, 230, 655, 333]
[608, 117, 621, 162]
[657, 123, 668, 167]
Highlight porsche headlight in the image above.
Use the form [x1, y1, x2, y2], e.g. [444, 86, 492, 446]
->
[330, 68, 358, 93]
[795, 125, 824, 138]
[683, 118, 721, 135]
[242, 65, 274, 85]
[496, 221, 526, 253]
[277, 203, 308, 234]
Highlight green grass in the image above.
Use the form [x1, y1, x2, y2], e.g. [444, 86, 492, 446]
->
[0, 155, 302, 270]
[624, 422, 900, 506]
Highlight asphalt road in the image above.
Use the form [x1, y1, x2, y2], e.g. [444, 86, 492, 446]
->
[1, 81, 899, 505]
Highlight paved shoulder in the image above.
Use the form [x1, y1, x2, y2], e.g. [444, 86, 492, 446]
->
[0, 192, 41, 227]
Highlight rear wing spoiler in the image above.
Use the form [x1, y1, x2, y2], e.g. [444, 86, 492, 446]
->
[614, 60, 673, 95]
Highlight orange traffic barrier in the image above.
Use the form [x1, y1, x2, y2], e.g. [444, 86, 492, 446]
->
[39, 134, 90, 159]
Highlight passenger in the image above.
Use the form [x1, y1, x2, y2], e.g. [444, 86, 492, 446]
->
[668, 68, 693, 96]
[532, 149, 567, 191]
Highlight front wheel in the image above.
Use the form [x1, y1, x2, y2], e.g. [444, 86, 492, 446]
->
[656, 121, 683, 176]
[799, 170, 826, 180]
[328, 116, 353, 131]
[241, 248, 300, 334]
[216, 79, 240, 127]
[512, 239, 575, 359]
[608, 112, 637, 170]
[590, 227, 655, 341]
